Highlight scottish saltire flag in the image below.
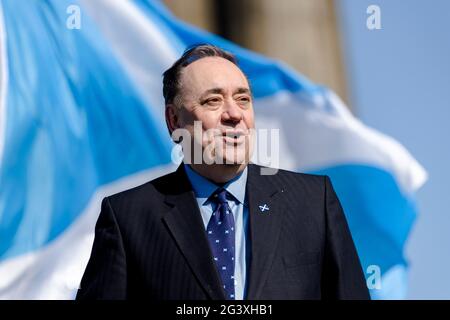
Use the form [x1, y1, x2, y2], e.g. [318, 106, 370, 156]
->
[0, 0, 426, 299]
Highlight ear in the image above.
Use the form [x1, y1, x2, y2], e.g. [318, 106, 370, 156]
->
[165, 104, 180, 140]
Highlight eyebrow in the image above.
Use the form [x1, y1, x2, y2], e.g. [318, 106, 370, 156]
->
[200, 87, 251, 99]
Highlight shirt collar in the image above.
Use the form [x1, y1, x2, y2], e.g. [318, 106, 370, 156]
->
[183, 163, 247, 206]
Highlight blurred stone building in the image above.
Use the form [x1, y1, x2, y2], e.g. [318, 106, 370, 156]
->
[163, 0, 349, 107]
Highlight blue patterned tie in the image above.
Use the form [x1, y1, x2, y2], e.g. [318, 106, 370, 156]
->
[207, 188, 236, 300]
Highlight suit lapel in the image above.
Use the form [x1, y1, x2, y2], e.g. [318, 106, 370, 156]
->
[161, 164, 285, 300]
[245, 164, 285, 300]
[162, 165, 226, 300]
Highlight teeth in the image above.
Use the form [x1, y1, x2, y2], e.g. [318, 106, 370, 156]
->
[224, 132, 243, 138]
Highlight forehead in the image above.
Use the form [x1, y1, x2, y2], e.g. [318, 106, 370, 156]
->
[179, 57, 249, 94]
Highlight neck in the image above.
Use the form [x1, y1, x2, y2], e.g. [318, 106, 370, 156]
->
[187, 162, 247, 184]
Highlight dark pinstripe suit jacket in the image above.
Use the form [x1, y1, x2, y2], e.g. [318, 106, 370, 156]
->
[76, 163, 370, 300]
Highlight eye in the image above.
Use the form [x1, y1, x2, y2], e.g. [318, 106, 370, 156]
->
[236, 95, 251, 104]
[203, 96, 222, 106]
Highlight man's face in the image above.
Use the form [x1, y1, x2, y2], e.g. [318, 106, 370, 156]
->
[170, 56, 255, 165]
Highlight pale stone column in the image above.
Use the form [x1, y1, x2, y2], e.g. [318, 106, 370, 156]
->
[221, 0, 349, 107]
[163, 0, 217, 34]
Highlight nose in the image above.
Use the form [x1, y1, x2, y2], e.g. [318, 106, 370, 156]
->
[221, 98, 243, 125]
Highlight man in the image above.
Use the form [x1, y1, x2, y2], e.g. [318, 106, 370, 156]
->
[76, 44, 370, 300]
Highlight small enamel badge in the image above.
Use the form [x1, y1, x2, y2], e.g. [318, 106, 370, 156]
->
[259, 204, 269, 212]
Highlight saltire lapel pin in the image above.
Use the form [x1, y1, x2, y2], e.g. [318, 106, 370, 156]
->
[259, 204, 269, 213]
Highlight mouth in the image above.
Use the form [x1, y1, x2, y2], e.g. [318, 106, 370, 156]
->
[221, 128, 248, 138]
[223, 132, 244, 138]
[220, 131, 248, 145]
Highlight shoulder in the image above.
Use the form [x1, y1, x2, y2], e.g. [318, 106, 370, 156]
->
[247, 163, 332, 204]
[248, 163, 327, 186]
[103, 168, 181, 215]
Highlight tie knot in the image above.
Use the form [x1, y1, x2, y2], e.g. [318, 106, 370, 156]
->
[212, 188, 229, 205]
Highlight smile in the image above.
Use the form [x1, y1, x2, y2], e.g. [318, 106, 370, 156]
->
[221, 135, 246, 145]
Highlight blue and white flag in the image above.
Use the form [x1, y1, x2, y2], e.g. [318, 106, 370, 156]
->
[0, 0, 427, 299]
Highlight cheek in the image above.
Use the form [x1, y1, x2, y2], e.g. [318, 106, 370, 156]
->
[178, 108, 196, 126]
[195, 111, 222, 130]
[243, 109, 255, 128]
